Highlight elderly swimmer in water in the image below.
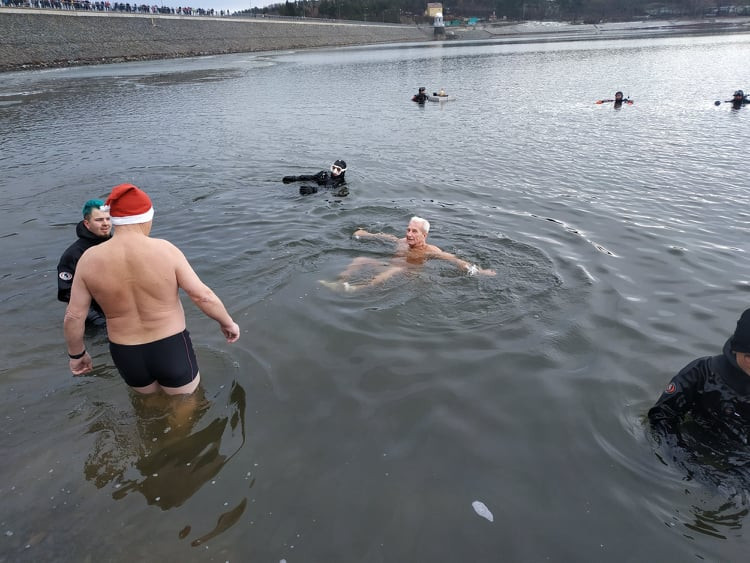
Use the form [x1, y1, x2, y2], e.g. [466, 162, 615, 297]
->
[319, 216, 496, 292]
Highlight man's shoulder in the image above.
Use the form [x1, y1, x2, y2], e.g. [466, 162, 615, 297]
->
[678, 354, 713, 371]
[139, 237, 183, 259]
[75, 239, 109, 265]
[150, 237, 180, 250]
[114, 236, 180, 257]
[58, 232, 97, 267]
[59, 239, 82, 262]
[673, 355, 716, 385]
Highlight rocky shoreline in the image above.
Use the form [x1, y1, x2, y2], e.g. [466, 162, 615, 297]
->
[0, 9, 428, 72]
[1, 8, 749, 73]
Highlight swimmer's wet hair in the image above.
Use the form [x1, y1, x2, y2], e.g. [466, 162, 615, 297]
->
[410, 216, 430, 234]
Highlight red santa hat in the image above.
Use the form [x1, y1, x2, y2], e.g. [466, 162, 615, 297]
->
[103, 183, 154, 226]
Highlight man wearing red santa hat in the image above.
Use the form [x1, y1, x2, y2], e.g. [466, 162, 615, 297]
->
[63, 183, 240, 395]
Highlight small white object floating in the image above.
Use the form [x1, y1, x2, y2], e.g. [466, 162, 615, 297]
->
[472, 500, 494, 522]
[427, 94, 456, 102]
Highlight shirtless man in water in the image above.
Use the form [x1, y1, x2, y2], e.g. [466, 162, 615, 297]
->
[320, 216, 495, 292]
[64, 183, 240, 395]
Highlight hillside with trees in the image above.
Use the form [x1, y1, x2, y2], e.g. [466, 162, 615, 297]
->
[235, 0, 750, 24]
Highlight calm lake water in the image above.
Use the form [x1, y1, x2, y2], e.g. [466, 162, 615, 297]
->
[2, 31, 750, 562]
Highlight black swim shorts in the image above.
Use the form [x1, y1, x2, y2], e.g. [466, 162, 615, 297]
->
[109, 329, 199, 389]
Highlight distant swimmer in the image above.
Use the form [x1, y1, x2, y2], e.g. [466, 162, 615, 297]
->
[282, 159, 348, 196]
[596, 91, 633, 106]
[714, 90, 750, 108]
[412, 86, 428, 104]
[63, 183, 240, 396]
[319, 216, 495, 292]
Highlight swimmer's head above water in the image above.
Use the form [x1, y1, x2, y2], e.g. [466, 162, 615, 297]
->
[331, 160, 347, 177]
[410, 216, 430, 234]
[406, 216, 430, 248]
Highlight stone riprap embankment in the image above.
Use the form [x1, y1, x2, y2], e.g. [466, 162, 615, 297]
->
[0, 9, 429, 71]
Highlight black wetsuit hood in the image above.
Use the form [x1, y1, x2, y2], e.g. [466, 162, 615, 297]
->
[720, 337, 750, 395]
[75, 220, 105, 244]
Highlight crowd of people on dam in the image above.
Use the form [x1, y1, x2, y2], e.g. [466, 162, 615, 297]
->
[0, 0, 224, 16]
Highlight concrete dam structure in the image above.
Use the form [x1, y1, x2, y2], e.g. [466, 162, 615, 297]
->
[0, 9, 429, 71]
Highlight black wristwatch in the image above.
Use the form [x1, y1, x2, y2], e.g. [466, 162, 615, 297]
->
[68, 349, 87, 359]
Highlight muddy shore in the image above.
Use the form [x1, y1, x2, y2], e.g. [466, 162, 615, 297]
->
[1, 8, 749, 72]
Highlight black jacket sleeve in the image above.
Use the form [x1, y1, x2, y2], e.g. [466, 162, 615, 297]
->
[648, 357, 709, 440]
[57, 251, 77, 302]
[284, 171, 328, 184]
[287, 171, 325, 183]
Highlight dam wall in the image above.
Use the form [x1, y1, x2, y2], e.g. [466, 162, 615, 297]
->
[0, 9, 428, 71]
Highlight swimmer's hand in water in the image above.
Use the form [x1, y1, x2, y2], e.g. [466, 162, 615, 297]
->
[353, 228, 369, 239]
[319, 280, 357, 293]
[466, 263, 496, 276]
[69, 352, 93, 376]
[282, 176, 297, 184]
[221, 321, 241, 343]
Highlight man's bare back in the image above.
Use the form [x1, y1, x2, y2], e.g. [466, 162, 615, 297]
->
[76, 229, 193, 345]
[64, 183, 239, 395]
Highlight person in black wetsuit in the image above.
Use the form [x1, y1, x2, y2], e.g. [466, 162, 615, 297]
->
[728, 90, 750, 109]
[648, 309, 750, 497]
[57, 199, 111, 328]
[597, 91, 633, 108]
[282, 159, 348, 196]
[412, 87, 428, 104]
[649, 309, 750, 446]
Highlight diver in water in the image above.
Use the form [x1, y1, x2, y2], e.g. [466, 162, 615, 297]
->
[714, 90, 750, 108]
[649, 308, 750, 446]
[282, 160, 348, 196]
[728, 90, 750, 109]
[648, 308, 750, 496]
[596, 91, 633, 107]
[412, 87, 428, 104]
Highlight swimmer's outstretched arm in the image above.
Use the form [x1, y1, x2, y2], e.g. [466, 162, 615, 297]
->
[434, 250, 496, 276]
[353, 228, 399, 242]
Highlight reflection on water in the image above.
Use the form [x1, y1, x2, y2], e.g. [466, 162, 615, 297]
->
[4, 33, 750, 561]
[687, 500, 749, 540]
[650, 419, 750, 540]
[84, 381, 247, 537]
[188, 497, 248, 547]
